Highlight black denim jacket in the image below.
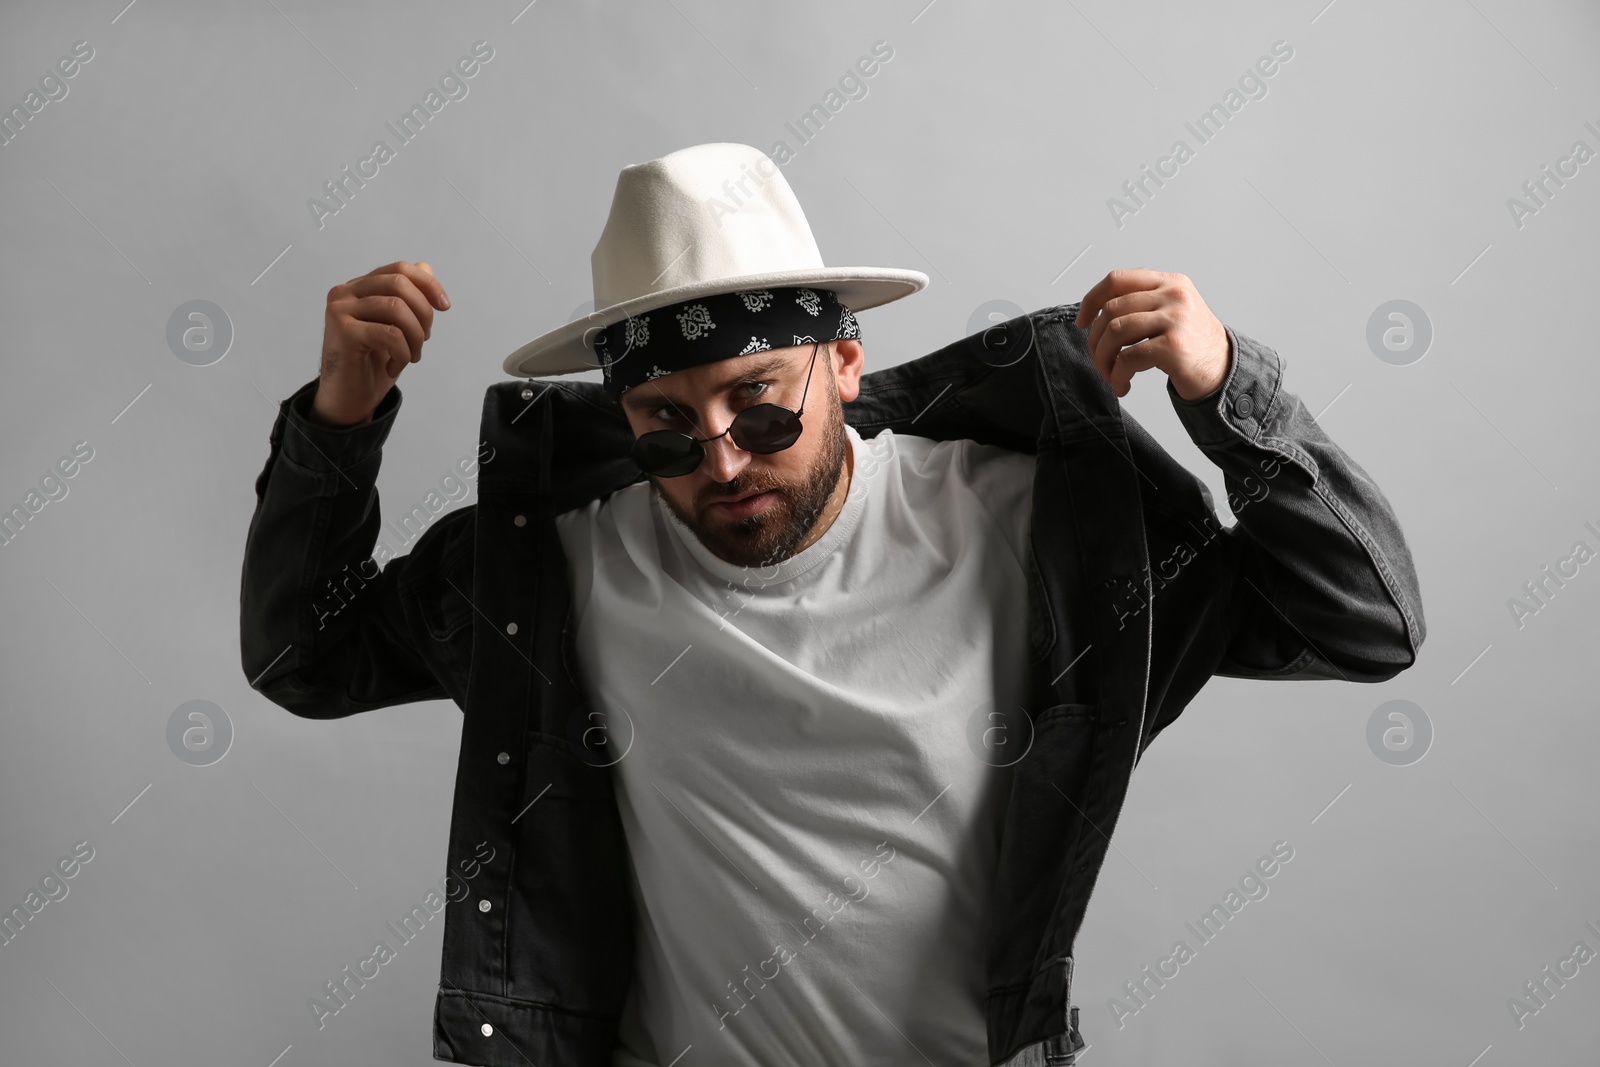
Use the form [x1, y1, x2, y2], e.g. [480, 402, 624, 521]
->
[240, 302, 1425, 1066]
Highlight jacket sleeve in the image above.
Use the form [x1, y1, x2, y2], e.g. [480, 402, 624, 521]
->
[1163, 325, 1427, 683]
[239, 376, 456, 718]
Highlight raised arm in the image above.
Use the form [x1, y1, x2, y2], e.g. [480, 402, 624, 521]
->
[239, 260, 473, 717]
[240, 376, 481, 715]
[1163, 324, 1427, 684]
[1072, 271, 1425, 696]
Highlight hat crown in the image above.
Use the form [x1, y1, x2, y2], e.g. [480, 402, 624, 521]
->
[500, 141, 926, 380]
[590, 143, 824, 309]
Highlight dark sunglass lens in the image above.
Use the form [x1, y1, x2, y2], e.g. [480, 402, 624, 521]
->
[633, 433, 700, 476]
[732, 405, 802, 453]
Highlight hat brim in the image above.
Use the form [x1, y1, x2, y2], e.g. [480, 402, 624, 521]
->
[500, 267, 929, 380]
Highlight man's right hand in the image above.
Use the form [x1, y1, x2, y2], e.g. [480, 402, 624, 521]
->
[311, 260, 451, 427]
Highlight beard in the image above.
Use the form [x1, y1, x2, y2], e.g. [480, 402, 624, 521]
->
[652, 379, 849, 571]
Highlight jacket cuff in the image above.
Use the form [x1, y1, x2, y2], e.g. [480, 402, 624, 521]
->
[1166, 324, 1283, 447]
[276, 376, 402, 477]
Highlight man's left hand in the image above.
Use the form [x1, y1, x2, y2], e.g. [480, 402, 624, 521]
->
[1073, 269, 1231, 402]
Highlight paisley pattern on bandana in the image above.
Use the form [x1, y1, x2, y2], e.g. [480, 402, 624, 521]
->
[738, 289, 774, 313]
[624, 315, 650, 349]
[677, 304, 716, 340]
[594, 286, 861, 400]
[837, 304, 859, 339]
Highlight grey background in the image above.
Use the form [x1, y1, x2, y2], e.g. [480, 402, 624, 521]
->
[2, 0, 1597, 1064]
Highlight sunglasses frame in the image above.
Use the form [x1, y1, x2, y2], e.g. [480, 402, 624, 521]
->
[628, 342, 823, 478]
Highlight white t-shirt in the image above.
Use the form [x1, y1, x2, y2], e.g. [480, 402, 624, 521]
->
[552, 422, 1037, 1067]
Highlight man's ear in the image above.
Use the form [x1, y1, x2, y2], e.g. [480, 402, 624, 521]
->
[833, 338, 865, 403]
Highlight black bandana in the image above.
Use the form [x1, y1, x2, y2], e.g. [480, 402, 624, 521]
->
[595, 285, 860, 401]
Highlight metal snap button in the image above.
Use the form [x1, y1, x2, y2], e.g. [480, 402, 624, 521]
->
[506, 622, 518, 635]
[497, 752, 510, 765]
[513, 514, 526, 527]
[479, 899, 491, 912]
[1233, 394, 1254, 418]
[481, 1022, 494, 1036]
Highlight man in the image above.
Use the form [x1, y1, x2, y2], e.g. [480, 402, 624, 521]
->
[240, 143, 1425, 1067]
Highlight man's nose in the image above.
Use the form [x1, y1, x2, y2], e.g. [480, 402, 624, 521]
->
[698, 420, 751, 482]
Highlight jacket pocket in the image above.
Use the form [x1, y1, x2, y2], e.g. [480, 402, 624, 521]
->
[989, 701, 1102, 978]
[506, 734, 631, 1011]
[525, 732, 617, 802]
[1027, 703, 1098, 776]
[419, 571, 474, 641]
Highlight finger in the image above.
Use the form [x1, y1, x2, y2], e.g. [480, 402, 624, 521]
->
[351, 268, 436, 334]
[1074, 271, 1117, 331]
[1085, 289, 1165, 356]
[1089, 308, 1168, 388]
[1074, 267, 1164, 329]
[343, 292, 427, 362]
[351, 270, 438, 341]
[1108, 337, 1166, 397]
[369, 260, 450, 313]
[342, 317, 413, 378]
[408, 260, 448, 308]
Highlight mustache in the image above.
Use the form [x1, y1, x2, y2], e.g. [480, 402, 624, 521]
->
[702, 481, 782, 506]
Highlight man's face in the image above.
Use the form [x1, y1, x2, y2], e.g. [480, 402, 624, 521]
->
[619, 339, 865, 569]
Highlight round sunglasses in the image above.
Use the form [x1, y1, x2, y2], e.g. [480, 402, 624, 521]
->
[628, 342, 821, 478]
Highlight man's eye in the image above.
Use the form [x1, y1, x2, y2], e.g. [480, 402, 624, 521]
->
[650, 381, 767, 423]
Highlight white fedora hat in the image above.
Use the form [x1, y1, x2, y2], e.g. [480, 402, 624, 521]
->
[501, 142, 929, 380]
